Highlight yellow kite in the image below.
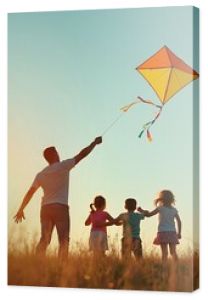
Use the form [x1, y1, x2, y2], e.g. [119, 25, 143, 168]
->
[137, 45, 199, 104]
[122, 46, 199, 141]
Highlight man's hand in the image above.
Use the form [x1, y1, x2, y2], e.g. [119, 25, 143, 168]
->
[177, 233, 182, 239]
[14, 209, 25, 223]
[13, 187, 37, 224]
[74, 137, 103, 165]
[94, 136, 102, 145]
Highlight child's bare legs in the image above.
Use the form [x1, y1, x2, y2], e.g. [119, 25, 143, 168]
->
[121, 238, 131, 260]
[92, 250, 106, 257]
[132, 238, 143, 260]
[160, 244, 168, 263]
[169, 244, 178, 261]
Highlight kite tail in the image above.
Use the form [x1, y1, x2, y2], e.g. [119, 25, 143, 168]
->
[147, 130, 152, 142]
[137, 96, 162, 109]
[138, 105, 163, 142]
[120, 96, 162, 113]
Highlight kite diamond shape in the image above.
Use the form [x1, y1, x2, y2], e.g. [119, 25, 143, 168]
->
[136, 45, 199, 104]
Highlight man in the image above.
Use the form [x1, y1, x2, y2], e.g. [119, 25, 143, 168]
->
[14, 136, 102, 259]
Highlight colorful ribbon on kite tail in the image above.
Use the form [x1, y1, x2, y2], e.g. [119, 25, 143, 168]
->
[120, 96, 161, 112]
[138, 102, 163, 142]
[120, 96, 163, 142]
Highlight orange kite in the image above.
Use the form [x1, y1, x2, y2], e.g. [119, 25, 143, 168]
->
[121, 46, 199, 141]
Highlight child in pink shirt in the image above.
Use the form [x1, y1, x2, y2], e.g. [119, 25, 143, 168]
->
[85, 195, 114, 256]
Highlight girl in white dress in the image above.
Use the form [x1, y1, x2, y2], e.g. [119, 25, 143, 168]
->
[138, 190, 182, 263]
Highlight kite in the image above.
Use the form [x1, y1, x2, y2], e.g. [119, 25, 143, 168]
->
[121, 45, 199, 141]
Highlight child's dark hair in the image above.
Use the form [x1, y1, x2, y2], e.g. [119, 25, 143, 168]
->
[154, 190, 175, 207]
[125, 198, 137, 211]
[90, 195, 106, 212]
[90, 203, 95, 212]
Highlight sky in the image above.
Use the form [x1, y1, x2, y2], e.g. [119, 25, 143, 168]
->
[8, 6, 199, 253]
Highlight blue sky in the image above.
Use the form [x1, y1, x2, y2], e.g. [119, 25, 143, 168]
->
[8, 6, 199, 252]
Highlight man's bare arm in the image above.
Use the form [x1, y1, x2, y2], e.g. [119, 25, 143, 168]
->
[74, 137, 102, 165]
[14, 186, 38, 223]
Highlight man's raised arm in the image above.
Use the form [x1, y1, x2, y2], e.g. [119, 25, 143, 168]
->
[14, 186, 38, 223]
[74, 136, 102, 165]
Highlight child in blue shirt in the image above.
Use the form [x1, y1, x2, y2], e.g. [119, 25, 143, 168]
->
[114, 198, 145, 260]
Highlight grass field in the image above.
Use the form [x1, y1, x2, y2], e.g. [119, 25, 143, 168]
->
[8, 240, 199, 292]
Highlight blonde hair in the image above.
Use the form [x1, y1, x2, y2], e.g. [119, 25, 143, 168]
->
[154, 190, 175, 207]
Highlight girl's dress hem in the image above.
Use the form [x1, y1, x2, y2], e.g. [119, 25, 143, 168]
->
[153, 231, 179, 245]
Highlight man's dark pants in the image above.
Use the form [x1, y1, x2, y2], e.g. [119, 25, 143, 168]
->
[36, 203, 70, 260]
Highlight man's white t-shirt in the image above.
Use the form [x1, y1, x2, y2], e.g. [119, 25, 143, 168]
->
[157, 206, 178, 232]
[31, 159, 75, 206]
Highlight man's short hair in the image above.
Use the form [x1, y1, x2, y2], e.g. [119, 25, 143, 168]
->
[43, 146, 56, 163]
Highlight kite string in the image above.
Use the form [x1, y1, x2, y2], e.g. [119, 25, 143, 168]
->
[101, 112, 124, 136]
[101, 97, 141, 137]
[101, 96, 162, 138]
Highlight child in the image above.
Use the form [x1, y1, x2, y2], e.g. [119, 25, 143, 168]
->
[138, 190, 182, 263]
[114, 198, 145, 260]
[85, 195, 114, 256]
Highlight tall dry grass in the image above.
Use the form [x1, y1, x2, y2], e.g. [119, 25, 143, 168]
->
[8, 237, 199, 292]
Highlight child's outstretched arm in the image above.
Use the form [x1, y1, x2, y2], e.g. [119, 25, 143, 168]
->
[137, 207, 159, 217]
[105, 213, 116, 226]
[100, 213, 117, 227]
[85, 214, 92, 226]
[104, 221, 115, 226]
[98, 215, 122, 227]
[175, 213, 182, 239]
[112, 216, 123, 226]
